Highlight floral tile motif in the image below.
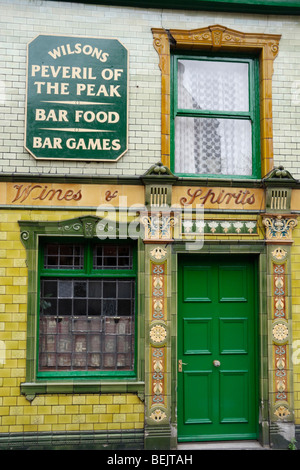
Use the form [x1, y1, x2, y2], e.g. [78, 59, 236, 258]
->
[141, 212, 176, 241]
[263, 215, 298, 242]
[266, 217, 298, 422]
[151, 262, 166, 321]
[151, 347, 165, 406]
[181, 219, 258, 235]
[148, 247, 168, 423]
[272, 259, 290, 411]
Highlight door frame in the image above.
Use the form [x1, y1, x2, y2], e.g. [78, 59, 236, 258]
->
[171, 242, 269, 446]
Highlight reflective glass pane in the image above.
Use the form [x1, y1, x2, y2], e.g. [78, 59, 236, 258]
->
[103, 299, 117, 316]
[89, 281, 102, 298]
[58, 280, 72, 298]
[42, 280, 57, 297]
[103, 281, 116, 298]
[118, 299, 132, 316]
[93, 244, 132, 270]
[58, 299, 72, 315]
[39, 277, 135, 372]
[118, 281, 132, 298]
[74, 299, 87, 316]
[74, 281, 87, 298]
[88, 299, 102, 316]
[44, 244, 84, 269]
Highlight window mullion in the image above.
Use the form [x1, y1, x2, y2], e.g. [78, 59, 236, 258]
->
[85, 241, 93, 275]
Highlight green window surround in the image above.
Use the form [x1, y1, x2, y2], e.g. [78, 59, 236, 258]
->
[171, 54, 260, 180]
[19, 216, 144, 400]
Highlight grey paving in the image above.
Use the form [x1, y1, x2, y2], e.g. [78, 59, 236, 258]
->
[177, 440, 268, 450]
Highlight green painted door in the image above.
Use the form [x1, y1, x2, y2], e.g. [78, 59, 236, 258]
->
[177, 254, 258, 442]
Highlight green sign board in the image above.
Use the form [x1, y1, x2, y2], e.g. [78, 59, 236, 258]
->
[25, 35, 128, 161]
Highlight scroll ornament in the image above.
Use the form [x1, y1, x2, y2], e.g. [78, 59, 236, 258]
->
[263, 215, 297, 241]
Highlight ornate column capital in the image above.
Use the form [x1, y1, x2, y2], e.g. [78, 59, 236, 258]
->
[262, 214, 298, 244]
[140, 211, 177, 243]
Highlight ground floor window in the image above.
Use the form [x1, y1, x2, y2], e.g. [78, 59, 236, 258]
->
[38, 240, 136, 378]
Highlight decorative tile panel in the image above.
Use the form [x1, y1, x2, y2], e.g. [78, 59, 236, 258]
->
[181, 218, 258, 236]
[151, 347, 165, 406]
[146, 246, 169, 425]
[270, 249, 292, 420]
[141, 211, 176, 242]
[263, 212, 298, 424]
[151, 262, 166, 321]
[263, 215, 298, 243]
[272, 262, 289, 406]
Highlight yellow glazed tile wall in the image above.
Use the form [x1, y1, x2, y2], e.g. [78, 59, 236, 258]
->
[292, 223, 300, 424]
[0, 210, 144, 434]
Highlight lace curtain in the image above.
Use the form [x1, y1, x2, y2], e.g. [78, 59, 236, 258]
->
[175, 60, 252, 176]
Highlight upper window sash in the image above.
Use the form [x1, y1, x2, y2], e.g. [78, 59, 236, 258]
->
[172, 54, 260, 178]
[172, 55, 254, 120]
[40, 240, 137, 276]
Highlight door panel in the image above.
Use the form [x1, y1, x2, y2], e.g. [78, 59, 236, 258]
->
[183, 266, 213, 302]
[219, 370, 249, 423]
[219, 318, 248, 354]
[183, 371, 213, 424]
[183, 318, 212, 355]
[178, 254, 258, 442]
[218, 265, 248, 302]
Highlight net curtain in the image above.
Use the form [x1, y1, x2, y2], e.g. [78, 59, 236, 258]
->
[175, 60, 252, 176]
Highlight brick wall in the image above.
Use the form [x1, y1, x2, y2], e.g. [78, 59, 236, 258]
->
[0, 209, 144, 435]
[1, 0, 300, 178]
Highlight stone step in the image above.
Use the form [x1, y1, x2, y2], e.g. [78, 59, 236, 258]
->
[177, 440, 268, 450]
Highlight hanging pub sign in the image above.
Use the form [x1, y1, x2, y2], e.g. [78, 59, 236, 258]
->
[25, 35, 128, 161]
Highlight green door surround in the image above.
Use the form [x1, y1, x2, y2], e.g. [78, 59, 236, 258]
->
[171, 236, 296, 449]
[171, 243, 268, 447]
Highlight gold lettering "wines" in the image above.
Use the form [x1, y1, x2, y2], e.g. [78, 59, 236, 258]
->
[11, 184, 82, 203]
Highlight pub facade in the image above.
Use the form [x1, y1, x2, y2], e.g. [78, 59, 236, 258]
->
[1, 0, 300, 450]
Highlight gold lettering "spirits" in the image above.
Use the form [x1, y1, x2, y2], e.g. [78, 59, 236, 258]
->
[180, 188, 256, 206]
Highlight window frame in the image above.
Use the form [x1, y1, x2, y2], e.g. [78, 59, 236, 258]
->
[19, 216, 144, 400]
[171, 53, 261, 179]
[152, 24, 281, 179]
[37, 238, 137, 380]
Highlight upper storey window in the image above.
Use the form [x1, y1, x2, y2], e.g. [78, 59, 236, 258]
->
[173, 56, 258, 178]
[152, 24, 281, 179]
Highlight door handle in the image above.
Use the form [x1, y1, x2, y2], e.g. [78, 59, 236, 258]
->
[213, 360, 221, 367]
[178, 359, 188, 372]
